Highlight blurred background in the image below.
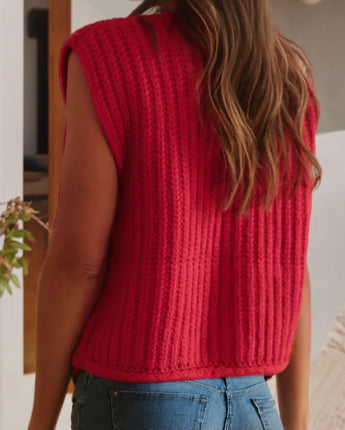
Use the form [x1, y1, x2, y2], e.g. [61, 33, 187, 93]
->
[0, 0, 344, 428]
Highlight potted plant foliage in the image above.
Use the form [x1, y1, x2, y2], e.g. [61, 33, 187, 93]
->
[0, 196, 51, 296]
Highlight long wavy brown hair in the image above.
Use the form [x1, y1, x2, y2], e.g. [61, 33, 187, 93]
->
[129, 0, 322, 216]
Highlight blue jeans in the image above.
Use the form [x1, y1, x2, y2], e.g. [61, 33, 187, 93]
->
[71, 369, 284, 429]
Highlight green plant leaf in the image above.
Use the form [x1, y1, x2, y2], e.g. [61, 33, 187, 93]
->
[11, 260, 22, 268]
[0, 278, 12, 295]
[5, 249, 17, 262]
[11, 274, 21, 288]
[18, 212, 31, 222]
[3, 239, 16, 253]
[2, 240, 11, 251]
[7, 228, 21, 238]
[22, 229, 36, 242]
[6, 213, 16, 224]
[11, 240, 32, 251]
[8, 228, 36, 242]
[18, 257, 29, 276]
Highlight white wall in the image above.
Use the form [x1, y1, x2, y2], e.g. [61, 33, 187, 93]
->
[0, 0, 25, 428]
[0, 1, 30, 429]
[0, 1, 344, 429]
[273, 0, 345, 133]
[308, 130, 345, 361]
[71, 0, 134, 30]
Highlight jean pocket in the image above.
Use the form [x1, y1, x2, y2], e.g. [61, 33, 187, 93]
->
[71, 402, 81, 430]
[109, 390, 209, 430]
[250, 396, 284, 430]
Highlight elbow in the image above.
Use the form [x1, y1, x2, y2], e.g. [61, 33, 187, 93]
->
[41, 253, 109, 287]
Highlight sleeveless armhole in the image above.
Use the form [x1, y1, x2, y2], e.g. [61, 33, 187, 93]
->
[58, 23, 126, 177]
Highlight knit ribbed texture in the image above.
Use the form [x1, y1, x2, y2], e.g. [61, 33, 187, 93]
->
[58, 10, 318, 382]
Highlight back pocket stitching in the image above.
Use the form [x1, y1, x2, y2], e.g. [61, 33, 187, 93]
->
[250, 397, 277, 430]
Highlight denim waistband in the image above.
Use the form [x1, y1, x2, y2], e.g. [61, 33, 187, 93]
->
[75, 369, 270, 396]
[180, 374, 267, 393]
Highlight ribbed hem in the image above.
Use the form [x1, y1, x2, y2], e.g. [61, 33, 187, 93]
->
[71, 355, 290, 383]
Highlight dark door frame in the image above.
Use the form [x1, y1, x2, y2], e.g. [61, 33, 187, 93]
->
[48, 0, 71, 229]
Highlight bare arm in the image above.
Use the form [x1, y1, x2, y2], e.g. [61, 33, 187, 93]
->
[28, 50, 119, 430]
[276, 264, 312, 430]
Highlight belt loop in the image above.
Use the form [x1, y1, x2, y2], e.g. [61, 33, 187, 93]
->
[83, 369, 90, 389]
[223, 377, 230, 391]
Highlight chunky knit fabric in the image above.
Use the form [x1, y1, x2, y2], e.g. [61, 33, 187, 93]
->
[58, 9, 318, 382]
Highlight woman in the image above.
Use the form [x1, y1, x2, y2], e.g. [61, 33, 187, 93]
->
[28, 0, 322, 429]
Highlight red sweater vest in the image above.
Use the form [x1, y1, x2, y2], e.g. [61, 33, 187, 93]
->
[58, 9, 318, 382]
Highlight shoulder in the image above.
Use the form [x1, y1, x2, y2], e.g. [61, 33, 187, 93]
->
[61, 14, 140, 52]
[58, 15, 139, 103]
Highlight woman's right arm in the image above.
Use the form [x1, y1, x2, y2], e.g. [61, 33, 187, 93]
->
[276, 263, 312, 430]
